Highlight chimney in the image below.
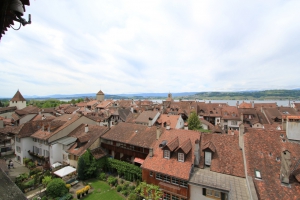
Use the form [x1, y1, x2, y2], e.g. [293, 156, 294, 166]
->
[252, 101, 254, 108]
[156, 127, 161, 140]
[130, 106, 134, 113]
[280, 150, 291, 184]
[166, 122, 170, 130]
[149, 148, 153, 157]
[48, 122, 51, 132]
[85, 124, 89, 133]
[241, 113, 244, 123]
[194, 139, 200, 166]
[184, 123, 188, 130]
[148, 117, 152, 127]
[236, 101, 239, 108]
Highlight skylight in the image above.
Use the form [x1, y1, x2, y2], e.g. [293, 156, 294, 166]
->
[255, 170, 262, 179]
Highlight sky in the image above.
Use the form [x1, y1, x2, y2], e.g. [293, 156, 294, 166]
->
[1, 0, 300, 97]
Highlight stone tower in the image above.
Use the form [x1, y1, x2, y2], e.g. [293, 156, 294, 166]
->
[96, 90, 105, 101]
[9, 90, 26, 109]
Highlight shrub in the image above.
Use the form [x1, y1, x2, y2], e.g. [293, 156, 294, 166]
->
[121, 189, 129, 196]
[107, 176, 117, 186]
[127, 193, 138, 200]
[99, 172, 106, 181]
[27, 161, 35, 169]
[46, 178, 68, 198]
[23, 158, 31, 166]
[124, 182, 130, 188]
[59, 193, 73, 200]
[116, 185, 122, 192]
[24, 179, 34, 188]
[65, 184, 71, 190]
[120, 179, 124, 184]
[41, 196, 47, 200]
[129, 185, 135, 191]
[29, 168, 41, 176]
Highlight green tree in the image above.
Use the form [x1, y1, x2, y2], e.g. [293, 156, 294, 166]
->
[135, 182, 162, 200]
[77, 149, 97, 180]
[188, 111, 202, 130]
[46, 178, 68, 198]
[42, 176, 52, 187]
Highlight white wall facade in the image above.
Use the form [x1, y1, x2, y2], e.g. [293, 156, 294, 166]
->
[175, 115, 185, 129]
[9, 101, 26, 110]
[189, 184, 212, 200]
[15, 137, 33, 164]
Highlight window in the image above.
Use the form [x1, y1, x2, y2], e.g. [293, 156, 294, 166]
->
[150, 171, 153, 177]
[164, 175, 171, 183]
[255, 169, 262, 179]
[16, 137, 21, 142]
[163, 192, 171, 200]
[224, 119, 228, 122]
[156, 173, 162, 180]
[203, 188, 225, 199]
[16, 146, 21, 153]
[171, 177, 179, 185]
[179, 180, 188, 188]
[231, 120, 237, 125]
[33, 138, 37, 142]
[172, 196, 179, 200]
[164, 150, 170, 159]
[178, 153, 184, 162]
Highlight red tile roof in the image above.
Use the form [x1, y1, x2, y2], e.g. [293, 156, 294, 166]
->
[157, 114, 181, 129]
[244, 128, 300, 199]
[67, 124, 108, 156]
[10, 90, 26, 101]
[101, 122, 160, 148]
[97, 90, 104, 95]
[200, 133, 245, 177]
[142, 129, 200, 180]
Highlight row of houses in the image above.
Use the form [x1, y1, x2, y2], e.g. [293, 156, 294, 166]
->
[1, 90, 300, 199]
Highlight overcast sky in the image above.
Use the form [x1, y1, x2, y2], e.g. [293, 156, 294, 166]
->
[1, 0, 300, 97]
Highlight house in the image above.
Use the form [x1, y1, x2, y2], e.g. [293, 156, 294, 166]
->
[221, 106, 241, 132]
[134, 111, 160, 126]
[96, 100, 113, 111]
[101, 122, 162, 164]
[244, 127, 300, 199]
[262, 107, 299, 124]
[9, 90, 26, 110]
[142, 129, 200, 200]
[0, 126, 17, 156]
[0, 106, 17, 119]
[156, 114, 184, 129]
[67, 124, 109, 168]
[86, 100, 99, 111]
[197, 102, 224, 125]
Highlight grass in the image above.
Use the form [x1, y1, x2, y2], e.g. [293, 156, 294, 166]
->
[82, 179, 125, 200]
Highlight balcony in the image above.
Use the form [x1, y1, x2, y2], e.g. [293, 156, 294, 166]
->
[101, 143, 148, 159]
[27, 150, 49, 161]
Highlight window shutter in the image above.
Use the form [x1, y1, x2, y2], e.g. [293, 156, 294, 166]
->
[202, 188, 206, 196]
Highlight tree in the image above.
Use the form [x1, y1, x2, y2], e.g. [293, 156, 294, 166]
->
[46, 178, 68, 198]
[42, 176, 52, 187]
[135, 182, 162, 200]
[188, 111, 202, 130]
[77, 149, 97, 180]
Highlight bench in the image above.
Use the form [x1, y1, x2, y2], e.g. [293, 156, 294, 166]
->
[70, 180, 79, 186]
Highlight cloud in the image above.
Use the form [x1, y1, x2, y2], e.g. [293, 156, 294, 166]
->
[0, 0, 300, 97]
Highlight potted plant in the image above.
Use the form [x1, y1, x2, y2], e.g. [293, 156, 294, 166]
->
[76, 190, 81, 199]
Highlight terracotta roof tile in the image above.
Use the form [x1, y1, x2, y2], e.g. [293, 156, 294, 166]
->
[166, 136, 179, 151]
[157, 114, 181, 129]
[244, 128, 300, 199]
[135, 111, 159, 124]
[200, 133, 245, 177]
[142, 129, 200, 180]
[177, 139, 192, 154]
[10, 90, 26, 101]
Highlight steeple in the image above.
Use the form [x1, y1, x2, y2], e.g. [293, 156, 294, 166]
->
[9, 90, 26, 109]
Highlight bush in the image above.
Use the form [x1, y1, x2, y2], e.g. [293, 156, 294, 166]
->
[27, 161, 35, 169]
[65, 184, 71, 190]
[107, 176, 117, 186]
[127, 193, 138, 200]
[99, 172, 106, 181]
[23, 158, 31, 165]
[46, 178, 68, 198]
[121, 189, 129, 196]
[30, 168, 41, 176]
[24, 179, 34, 188]
[129, 185, 135, 191]
[41, 196, 47, 200]
[120, 179, 124, 184]
[124, 182, 130, 188]
[116, 185, 122, 192]
[59, 193, 73, 200]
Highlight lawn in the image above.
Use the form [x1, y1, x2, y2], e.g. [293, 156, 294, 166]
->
[83, 179, 125, 200]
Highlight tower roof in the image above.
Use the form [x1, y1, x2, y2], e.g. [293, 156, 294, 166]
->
[10, 90, 26, 101]
[97, 90, 104, 95]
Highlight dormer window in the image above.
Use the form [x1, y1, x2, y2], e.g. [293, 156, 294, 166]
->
[178, 153, 184, 162]
[164, 150, 170, 159]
